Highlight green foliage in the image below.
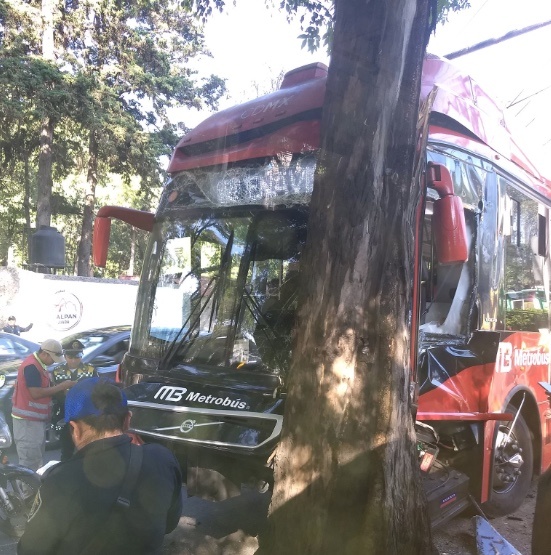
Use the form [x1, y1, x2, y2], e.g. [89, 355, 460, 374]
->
[102, 220, 150, 278]
[0, 0, 467, 274]
[436, 0, 470, 23]
[506, 309, 549, 332]
[0, 0, 226, 274]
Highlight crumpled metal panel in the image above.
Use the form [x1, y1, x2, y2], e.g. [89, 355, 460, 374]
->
[473, 515, 522, 555]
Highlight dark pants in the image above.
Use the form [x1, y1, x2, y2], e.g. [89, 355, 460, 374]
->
[60, 424, 75, 462]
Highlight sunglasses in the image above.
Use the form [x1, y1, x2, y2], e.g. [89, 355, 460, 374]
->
[65, 353, 83, 359]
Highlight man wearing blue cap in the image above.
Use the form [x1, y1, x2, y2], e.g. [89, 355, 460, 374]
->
[18, 378, 183, 555]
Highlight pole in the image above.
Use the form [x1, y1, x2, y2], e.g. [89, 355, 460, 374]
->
[445, 20, 551, 59]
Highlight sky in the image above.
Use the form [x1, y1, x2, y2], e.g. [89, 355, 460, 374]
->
[181, 0, 551, 175]
[429, 0, 551, 175]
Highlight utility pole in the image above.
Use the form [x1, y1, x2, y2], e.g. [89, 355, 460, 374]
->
[445, 20, 551, 59]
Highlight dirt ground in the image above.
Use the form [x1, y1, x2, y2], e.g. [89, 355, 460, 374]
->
[162, 482, 538, 555]
[432, 482, 537, 555]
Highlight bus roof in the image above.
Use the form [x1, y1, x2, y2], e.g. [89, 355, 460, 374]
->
[168, 55, 551, 197]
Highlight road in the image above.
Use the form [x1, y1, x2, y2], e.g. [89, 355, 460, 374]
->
[162, 485, 536, 555]
[0, 445, 271, 555]
[0, 447, 534, 555]
[161, 489, 535, 555]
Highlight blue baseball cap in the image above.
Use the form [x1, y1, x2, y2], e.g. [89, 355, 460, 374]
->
[65, 377, 128, 423]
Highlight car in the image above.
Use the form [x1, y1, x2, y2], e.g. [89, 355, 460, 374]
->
[55, 325, 131, 379]
[0, 332, 40, 366]
[0, 326, 131, 450]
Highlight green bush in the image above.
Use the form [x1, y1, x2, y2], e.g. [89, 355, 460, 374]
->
[506, 309, 549, 332]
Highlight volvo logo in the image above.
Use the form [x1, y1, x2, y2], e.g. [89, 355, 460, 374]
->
[155, 420, 225, 434]
[180, 419, 195, 433]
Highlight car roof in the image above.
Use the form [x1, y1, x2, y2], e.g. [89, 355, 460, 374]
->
[0, 332, 40, 351]
[61, 325, 131, 343]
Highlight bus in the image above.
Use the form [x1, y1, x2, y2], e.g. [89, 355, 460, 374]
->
[93, 55, 551, 523]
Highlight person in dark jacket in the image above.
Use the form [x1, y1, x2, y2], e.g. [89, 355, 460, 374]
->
[3, 316, 33, 336]
[51, 340, 97, 461]
[18, 378, 183, 555]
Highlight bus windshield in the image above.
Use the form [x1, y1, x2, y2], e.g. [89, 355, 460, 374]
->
[133, 206, 308, 375]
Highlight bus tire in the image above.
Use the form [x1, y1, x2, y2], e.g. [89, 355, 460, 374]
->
[482, 407, 533, 518]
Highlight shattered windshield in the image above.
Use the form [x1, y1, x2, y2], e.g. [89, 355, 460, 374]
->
[134, 208, 308, 375]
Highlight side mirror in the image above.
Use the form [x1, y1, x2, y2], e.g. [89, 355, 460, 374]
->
[93, 216, 111, 267]
[428, 163, 469, 265]
[93, 206, 155, 268]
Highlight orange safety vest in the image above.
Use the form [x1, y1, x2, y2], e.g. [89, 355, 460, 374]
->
[12, 353, 52, 421]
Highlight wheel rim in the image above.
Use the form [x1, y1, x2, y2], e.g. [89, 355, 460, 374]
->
[492, 424, 524, 495]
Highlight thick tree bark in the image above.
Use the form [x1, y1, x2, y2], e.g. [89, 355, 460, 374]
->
[36, 119, 54, 229]
[258, 1, 435, 554]
[23, 151, 32, 262]
[36, 0, 56, 229]
[77, 130, 98, 276]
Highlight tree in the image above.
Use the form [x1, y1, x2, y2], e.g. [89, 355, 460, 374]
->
[0, 0, 225, 274]
[186, 0, 474, 552]
[35, 0, 57, 229]
[0, 43, 76, 265]
[258, 1, 438, 552]
[56, 0, 226, 276]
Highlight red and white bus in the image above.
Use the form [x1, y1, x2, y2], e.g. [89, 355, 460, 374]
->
[94, 55, 551, 522]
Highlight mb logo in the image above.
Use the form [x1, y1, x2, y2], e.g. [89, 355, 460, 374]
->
[155, 386, 188, 402]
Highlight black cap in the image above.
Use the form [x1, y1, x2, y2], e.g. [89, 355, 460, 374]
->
[63, 339, 85, 356]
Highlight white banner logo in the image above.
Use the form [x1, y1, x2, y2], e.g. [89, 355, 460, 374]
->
[154, 386, 188, 402]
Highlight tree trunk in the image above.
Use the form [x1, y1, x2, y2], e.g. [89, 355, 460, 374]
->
[23, 151, 32, 263]
[36, 119, 54, 229]
[35, 0, 56, 229]
[258, 1, 435, 554]
[77, 130, 98, 276]
[127, 227, 136, 277]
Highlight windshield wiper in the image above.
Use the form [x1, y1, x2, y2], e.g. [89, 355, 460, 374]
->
[159, 230, 235, 370]
[158, 275, 218, 370]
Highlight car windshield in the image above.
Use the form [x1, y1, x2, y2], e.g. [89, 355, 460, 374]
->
[0, 335, 37, 359]
[133, 207, 307, 375]
[61, 330, 121, 358]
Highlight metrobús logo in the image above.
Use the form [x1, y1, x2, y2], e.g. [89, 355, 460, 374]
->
[514, 348, 551, 366]
[154, 385, 248, 410]
[497, 342, 551, 373]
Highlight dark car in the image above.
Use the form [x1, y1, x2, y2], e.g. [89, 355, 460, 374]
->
[0, 332, 40, 366]
[0, 326, 131, 449]
[56, 325, 131, 379]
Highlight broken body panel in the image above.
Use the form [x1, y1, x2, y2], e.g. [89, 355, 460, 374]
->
[94, 55, 551, 518]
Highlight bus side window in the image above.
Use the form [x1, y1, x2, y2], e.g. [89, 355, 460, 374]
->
[503, 180, 549, 331]
[420, 212, 475, 336]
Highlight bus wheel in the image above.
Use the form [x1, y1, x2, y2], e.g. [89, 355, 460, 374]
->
[482, 407, 533, 518]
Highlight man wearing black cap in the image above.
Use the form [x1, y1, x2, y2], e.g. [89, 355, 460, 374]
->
[18, 378, 183, 555]
[51, 340, 97, 461]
